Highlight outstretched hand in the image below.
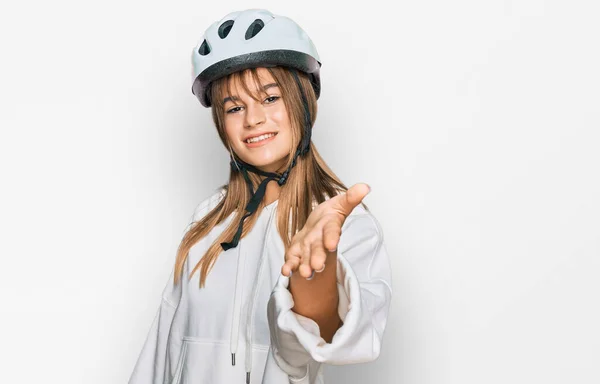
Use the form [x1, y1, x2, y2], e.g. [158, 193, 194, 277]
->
[281, 183, 371, 279]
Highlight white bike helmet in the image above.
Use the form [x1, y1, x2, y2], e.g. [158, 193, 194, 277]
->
[191, 10, 322, 254]
[191, 9, 322, 107]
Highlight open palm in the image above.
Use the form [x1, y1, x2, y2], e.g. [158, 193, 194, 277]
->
[281, 183, 371, 278]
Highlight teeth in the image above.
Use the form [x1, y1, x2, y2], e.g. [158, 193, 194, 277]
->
[246, 133, 275, 143]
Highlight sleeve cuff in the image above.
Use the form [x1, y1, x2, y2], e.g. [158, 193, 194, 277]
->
[268, 250, 377, 367]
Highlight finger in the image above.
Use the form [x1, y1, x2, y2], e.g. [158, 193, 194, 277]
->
[298, 240, 313, 279]
[281, 243, 302, 277]
[322, 219, 342, 253]
[335, 183, 371, 216]
[309, 239, 327, 273]
[281, 255, 301, 277]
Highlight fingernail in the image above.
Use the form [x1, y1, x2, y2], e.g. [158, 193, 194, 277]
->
[316, 264, 325, 273]
[306, 270, 315, 280]
[288, 270, 293, 277]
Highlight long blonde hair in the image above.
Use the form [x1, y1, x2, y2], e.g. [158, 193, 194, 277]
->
[174, 66, 364, 287]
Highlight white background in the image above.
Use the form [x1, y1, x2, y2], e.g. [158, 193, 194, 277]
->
[1, 0, 598, 383]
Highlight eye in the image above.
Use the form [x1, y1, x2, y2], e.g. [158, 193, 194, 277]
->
[226, 105, 243, 114]
[264, 95, 280, 104]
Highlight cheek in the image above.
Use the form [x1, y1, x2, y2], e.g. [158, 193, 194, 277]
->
[223, 119, 241, 143]
[269, 108, 288, 125]
[268, 108, 292, 137]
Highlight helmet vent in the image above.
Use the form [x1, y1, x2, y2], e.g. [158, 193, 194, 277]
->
[245, 19, 265, 40]
[198, 40, 211, 56]
[218, 20, 234, 39]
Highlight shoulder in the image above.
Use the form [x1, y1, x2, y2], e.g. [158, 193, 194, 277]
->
[343, 207, 383, 242]
[190, 187, 227, 223]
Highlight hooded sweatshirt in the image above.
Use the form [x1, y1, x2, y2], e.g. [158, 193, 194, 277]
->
[128, 187, 392, 384]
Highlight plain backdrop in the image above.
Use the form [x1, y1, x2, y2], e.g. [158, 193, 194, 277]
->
[0, 0, 598, 383]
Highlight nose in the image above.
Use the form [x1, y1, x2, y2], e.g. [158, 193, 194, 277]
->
[244, 102, 266, 128]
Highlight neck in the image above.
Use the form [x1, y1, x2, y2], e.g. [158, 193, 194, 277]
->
[263, 179, 281, 206]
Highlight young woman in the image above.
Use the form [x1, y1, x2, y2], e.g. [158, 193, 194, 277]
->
[129, 9, 392, 384]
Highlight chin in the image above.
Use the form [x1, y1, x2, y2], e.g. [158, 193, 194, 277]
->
[249, 159, 287, 173]
[234, 149, 288, 171]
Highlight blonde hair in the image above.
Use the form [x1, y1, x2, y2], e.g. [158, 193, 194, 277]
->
[174, 66, 366, 287]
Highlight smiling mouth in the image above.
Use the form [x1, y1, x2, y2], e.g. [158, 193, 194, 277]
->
[244, 132, 278, 144]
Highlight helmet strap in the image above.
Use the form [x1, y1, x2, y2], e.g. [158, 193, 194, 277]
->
[220, 68, 313, 251]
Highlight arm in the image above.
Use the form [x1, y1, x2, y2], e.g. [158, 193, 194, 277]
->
[128, 189, 225, 383]
[267, 212, 393, 381]
[287, 249, 342, 343]
[128, 274, 182, 384]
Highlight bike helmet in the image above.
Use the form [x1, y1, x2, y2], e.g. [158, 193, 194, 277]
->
[190, 9, 322, 252]
[191, 8, 321, 107]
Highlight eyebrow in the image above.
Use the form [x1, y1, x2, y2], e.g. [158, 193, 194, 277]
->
[223, 83, 279, 104]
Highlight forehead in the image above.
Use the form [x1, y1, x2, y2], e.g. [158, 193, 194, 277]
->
[226, 68, 278, 95]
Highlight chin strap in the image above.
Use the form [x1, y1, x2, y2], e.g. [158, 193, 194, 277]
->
[220, 68, 312, 252]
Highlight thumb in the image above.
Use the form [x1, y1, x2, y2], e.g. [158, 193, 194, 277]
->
[338, 183, 371, 215]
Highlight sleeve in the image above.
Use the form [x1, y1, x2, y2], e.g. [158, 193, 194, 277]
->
[128, 273, 183, 384]
[128, 188, 226, 384]
[266, 211, 393, 382]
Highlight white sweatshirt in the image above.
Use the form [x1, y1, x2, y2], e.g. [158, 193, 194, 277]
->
[128, 188, 393, 384]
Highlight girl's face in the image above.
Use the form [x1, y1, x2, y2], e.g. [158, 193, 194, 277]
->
[223, 68, 292, 174]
